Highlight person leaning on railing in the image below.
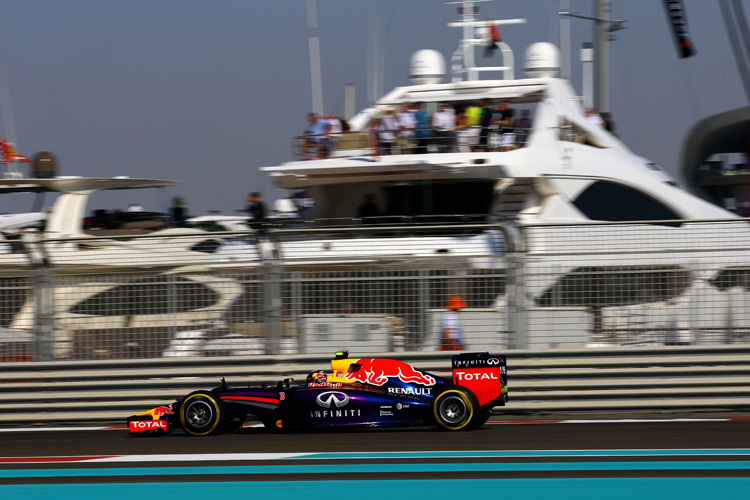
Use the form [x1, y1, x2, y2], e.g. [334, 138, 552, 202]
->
[413, 102, 432, 154]
[397, 103, 416, 154]
[300, 113, 329, 160]
[515, 109, 531, 146]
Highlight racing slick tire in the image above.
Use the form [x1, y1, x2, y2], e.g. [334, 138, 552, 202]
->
[180, 391, 225, 436]
[432, 386, 479, 431]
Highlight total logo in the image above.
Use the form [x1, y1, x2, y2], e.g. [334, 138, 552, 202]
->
[316, 391, 349, 408]
[454, 370, 499, 381]
[128, 420, 168, 432]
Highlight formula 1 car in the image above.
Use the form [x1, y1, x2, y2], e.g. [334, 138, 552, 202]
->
[127, 351, 508, 435]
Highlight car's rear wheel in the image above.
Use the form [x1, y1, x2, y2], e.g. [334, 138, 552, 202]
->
[180, 391, 224, 436]
[433, 387, 478, 431]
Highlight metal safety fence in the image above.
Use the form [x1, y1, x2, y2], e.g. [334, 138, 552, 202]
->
[1, 218, 749, 362]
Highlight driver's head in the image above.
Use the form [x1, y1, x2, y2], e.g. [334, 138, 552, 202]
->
[307, 371, 327, 384]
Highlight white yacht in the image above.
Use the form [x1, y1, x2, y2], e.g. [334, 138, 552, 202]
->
[0, 175, 258, 270]
[0, 174, 254, 359]
[260, 2, 750, 348]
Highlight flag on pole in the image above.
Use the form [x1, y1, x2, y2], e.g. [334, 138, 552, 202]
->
[485, 23, 502, 57]
[0, 135, 32, 163]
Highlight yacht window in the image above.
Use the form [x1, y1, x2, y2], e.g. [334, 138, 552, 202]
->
[190, 239, 223, 253]
[383, 180, 495, 222]
[69, 276, 219, 316]
[572, 181, 682, 225]
[712, 267, 750, 291]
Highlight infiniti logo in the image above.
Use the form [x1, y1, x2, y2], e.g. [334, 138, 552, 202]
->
[316, 391, 349, 408]
[487, 358, 500, 365]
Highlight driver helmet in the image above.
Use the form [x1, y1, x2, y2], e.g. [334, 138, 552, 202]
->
[307, 371, 327, 385]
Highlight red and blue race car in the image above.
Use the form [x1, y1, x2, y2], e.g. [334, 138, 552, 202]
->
[127, 351, 508, 435]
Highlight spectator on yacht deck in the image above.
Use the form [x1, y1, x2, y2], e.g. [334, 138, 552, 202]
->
[323, 113, 343, 157]
[586, 108, 605, 128]
[397, 103, 416, 154]
[455, 109, 471, 153]
[515, 109, 532, 146]
[432, 102, 456, 153]
[378, 107, 400, 155]
[301, 113, 329, 160]
[413, 102, 432, 154]
[465, 101, 482, 149]
[600, 112, 616, 135]
[477, 99, 493, 152]
[497, 101, 516, 152]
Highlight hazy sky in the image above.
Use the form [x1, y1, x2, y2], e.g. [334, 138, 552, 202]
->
[0, 0, 747, 216]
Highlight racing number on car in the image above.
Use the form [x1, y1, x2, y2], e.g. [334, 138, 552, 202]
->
[280, 392, 285, 401]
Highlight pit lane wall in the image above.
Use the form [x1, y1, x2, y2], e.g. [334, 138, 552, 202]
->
[1, 218, 750, 362]
[0, 345, 748, 425]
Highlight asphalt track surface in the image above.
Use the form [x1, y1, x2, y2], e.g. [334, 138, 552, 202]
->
[1, 417, 749, 498]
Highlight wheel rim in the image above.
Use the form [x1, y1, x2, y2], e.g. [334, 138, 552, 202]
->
[438, 394, 467, 425]
[185, 400, 213, 429]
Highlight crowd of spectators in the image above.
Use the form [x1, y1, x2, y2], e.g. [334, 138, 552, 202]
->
[300, 101, 614, 159]
[367, 100, 531, 156]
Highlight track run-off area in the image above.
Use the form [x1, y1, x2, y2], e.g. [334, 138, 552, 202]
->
[1, 417, 749, 498]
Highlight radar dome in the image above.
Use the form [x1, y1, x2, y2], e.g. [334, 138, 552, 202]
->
[524, 42, 560, 78]
[410, 50, 445, 85]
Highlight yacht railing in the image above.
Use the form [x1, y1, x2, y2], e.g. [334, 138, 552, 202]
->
[293, 124, 534, 160]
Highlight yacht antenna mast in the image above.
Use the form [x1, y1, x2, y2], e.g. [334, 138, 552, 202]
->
[306, 0, 324, 116]
[446, 0, 525, 82]
[559, 0, 626, 113]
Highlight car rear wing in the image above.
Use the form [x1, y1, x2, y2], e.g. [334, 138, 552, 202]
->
[451, 352, 507, 407]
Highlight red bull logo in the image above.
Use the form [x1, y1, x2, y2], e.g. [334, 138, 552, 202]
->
[152, 405, 174, 418]
[346, 358, 436, 386]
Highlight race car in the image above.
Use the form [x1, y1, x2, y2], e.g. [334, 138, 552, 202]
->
[127, 351, 508, 435]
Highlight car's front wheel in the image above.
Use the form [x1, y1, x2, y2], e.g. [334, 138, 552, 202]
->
[433, 387, 478, 431]
[180, 391, 224, 436]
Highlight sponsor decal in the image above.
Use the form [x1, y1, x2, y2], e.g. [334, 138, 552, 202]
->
[308, 409, 361, 418]
[396, 403, 410, 410]
[452, 355, 506, 372]
[453, 366, 503, 406]
[346, 358, 436, 386]
[316, 391, 350, 408]
[454, 370, 499, 382]
[307, 382, 343, 388]
[388, 387, 432, 396]
[380, 410, 393, 417]
[152, 405, 174, 418]
[128, 420, 168, 432]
